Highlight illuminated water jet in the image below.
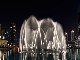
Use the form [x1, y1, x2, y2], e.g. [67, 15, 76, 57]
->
[19, 16, 67, 60]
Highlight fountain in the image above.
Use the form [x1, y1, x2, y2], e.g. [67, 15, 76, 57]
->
[19, 16, 67, 60]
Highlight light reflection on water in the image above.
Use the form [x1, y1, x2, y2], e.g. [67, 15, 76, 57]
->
[0, 49, 80, 60]
[0, 49, 19, 60]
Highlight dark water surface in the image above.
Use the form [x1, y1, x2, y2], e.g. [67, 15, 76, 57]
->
[0, 49, 80, 60]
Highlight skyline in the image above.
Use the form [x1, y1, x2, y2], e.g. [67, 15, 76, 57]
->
[0, 1, 80, 37]
[0, 1, 80, 60]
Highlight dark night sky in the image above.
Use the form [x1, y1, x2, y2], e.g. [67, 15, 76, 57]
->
[0, 1, 80, 39]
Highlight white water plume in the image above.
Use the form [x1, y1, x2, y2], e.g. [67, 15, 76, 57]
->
[19, 16, 67, 60]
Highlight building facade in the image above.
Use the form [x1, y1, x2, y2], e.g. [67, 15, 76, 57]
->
[9, 23, 16, 45]
[0, 24, 7, 47]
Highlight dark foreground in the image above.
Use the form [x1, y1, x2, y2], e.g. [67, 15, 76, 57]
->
[0, 48, 80, 60]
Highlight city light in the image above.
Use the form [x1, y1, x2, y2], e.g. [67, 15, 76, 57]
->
[8, 44, 9, 46]
[13, 25, 15, 27]
[13, 45, 15, 46]
[7, 31, 8, 33]
[40, 53, 41, 54]
[11, 43, 12, 45]
[7, 41, 8, 42]
[71, 30, 74, 41]
[2, 36, 5, 39]
[32, 50, 34, 52]
[15, 29, 16, 31]
[78, 25, 80, 28]
[71, 30, 74, 33]
[10, 27, 12, 29]
[0, 2, 80, 60]
[0, 36, 1, 39]
[5, 33, 6, 34]
[13, 29, 16, 31]
[10, 45, 11, 47]
[65, 32, 68, 35]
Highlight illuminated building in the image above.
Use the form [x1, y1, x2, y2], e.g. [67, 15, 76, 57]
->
[5, 29, 10, 44]
[4, 22, 17, 46]
[0, 24, 7, 47]
[0, 24, 6, 39]
[71, 30, 74, 41]
[9, 23, 16, 45]
[78, 13, 80, 47]
[65, 32, 68, 41]
[78, 16, 80, 40]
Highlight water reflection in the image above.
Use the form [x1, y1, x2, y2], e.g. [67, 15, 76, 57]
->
[0, 49, 79, 60]
[67, 49, 80, 60]
[0, 49, 19, 60]
[19, 49, 80, 60]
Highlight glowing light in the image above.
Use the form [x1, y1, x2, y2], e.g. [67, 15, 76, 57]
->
[8, 44, 9, 45]
[78, 25, 80, 28]
[40, 53, 41, 54]
[7, 31, 8, 33]
[10, 27, 12, 28]
[3, 55, 4, 60]
[2, 36, 5, 39]
[71, 30, 74, 33]
[49, 53, 51, 54]
[36, 46, 37, 49]
[32, 50, 34, 52]
[46, 40, 47, 43]
[13, 45, 15, 46]
[5, 33, 6, 34]
[34, 44, 35, 47]
[15, 30, 16, 31]
[0, 36, 1, 39]
[65, 32, 67, 35]
[10, 45, 11, 47]
[41, 40, 42, 45]
[13, 25, 15, 27]
[13, 29, 16, 31]
[43, 42, 44, 45]
[0, 51, 1, 60]
[11, 43, 12, 45]
[30, 46, 33, 49]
